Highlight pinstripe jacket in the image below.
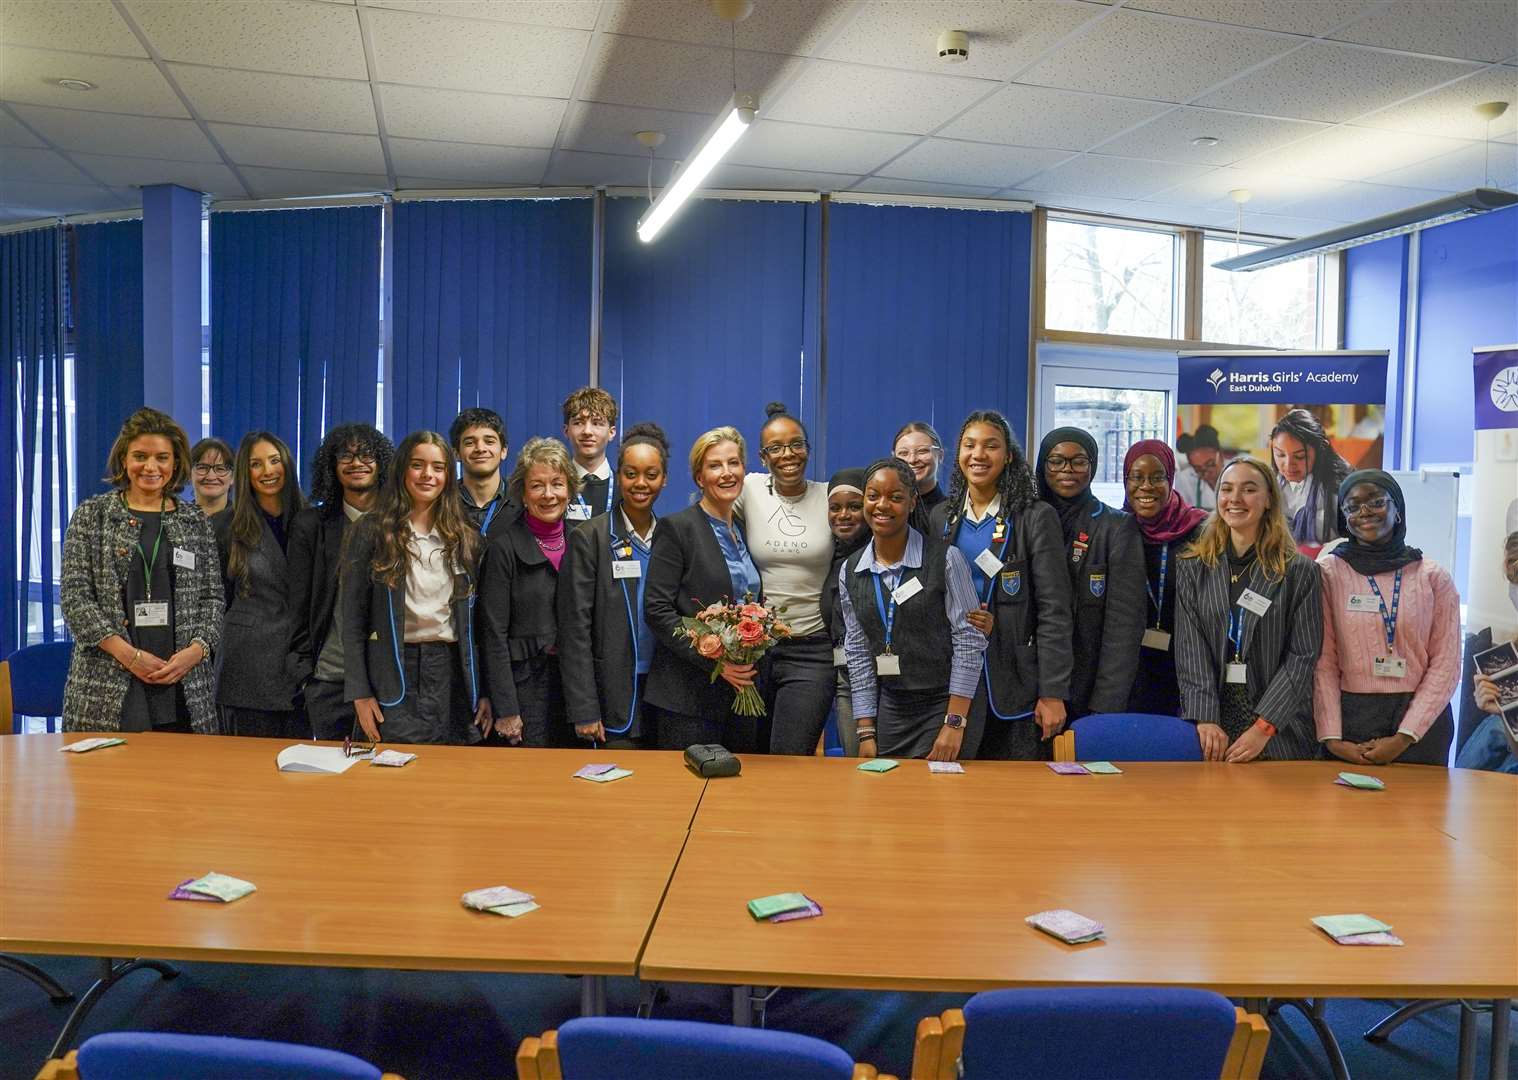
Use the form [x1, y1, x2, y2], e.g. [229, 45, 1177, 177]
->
[1174, 550, 1322, 760]
[59, 492, 224, 734]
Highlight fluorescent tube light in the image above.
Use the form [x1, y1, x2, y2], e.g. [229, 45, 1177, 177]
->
[637, 93, 757, 243]
[1211, 188, 1518, 272]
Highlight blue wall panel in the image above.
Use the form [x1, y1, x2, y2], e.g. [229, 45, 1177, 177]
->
[1342, 235, 1407, 468]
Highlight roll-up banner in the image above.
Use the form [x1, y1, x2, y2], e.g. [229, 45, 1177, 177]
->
[1470, 343, 1518, 641]
[1177, 350, 1389, 558]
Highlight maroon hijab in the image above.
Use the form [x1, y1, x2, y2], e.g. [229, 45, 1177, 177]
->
[1123, 439, 1208, 544]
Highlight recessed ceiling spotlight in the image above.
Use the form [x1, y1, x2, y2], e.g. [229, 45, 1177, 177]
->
[55, 78, 95, 91]
[1191, 136, 1220, 147]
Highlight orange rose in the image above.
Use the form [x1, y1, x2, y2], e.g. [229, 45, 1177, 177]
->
[739, 602, 768, 620]
[697, 634, 724, 659]
[698, 603, 728, 621]
[735, 619, 765, 646]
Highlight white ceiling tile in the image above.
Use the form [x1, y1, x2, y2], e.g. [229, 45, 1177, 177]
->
[0, 0, 147, 56]
[1119, 200, 1237, 228]
[602, 0, 855, 56]
[877, 139, 1074, 188]
[0, 110, 47, 147]
[209, 123, 387, 173]
[1017, 9, 1297, 103]
[817, 0, 1110, 80]
[387, 138, 549, 183]
[126, 1, 368, 79]
[1126, 1, 1375, 37]
[364, 0, 599, 30]
[0, 47, 187, 117]
[13, 104, 220, 161]
[366, 7, 587, 96]
[1019, 153, 1214, 199]
[706, 163, 858, 190]
[1367, 140, 1518, 192]
[68, 152, 246, 195]
[851, 177, 1005, 198]
[379, 84, 566, 145]
[1330, 1, 1518, 64]
[237, 166, 388, 198]
[557, 101, 713, 159]
[1146, 165, 1328, 212]
[1034, 194, 1132, 215]
[0, 180, 131, 216]
[171, 65, 378, 133]
[1230, 213, 1352, 237]
[541, 148, 653, 186]
[942, 83, 1170, 152]
[1501, 129, 1518, 145]
[1093, 106, 1326, 165]
[1277, 180, 1451, 220]
[581, 33, 802, 113]
[0, 146, 92, 183]
[1354, 66, 1518, 140]
[1239, 125, 1477, 183]
[729, 121, 915, 175]
[1194, 42, 1480, 122]
[766, 61, 994, 134]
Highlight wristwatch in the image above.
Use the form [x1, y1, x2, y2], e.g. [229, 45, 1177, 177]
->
[942, 712, 967, 730]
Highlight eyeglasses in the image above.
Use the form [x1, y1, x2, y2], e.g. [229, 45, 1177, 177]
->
[1125, 472, 1167, 488]
[1343, 495, 1392, 515]
[761, 439, 809, 458]
[192, 464, 229, 477]
[1047, 455, 1092, 473]
[337, 451, 377, 465]
[343, 720, 376, 758]
[895, 448, 940, 462]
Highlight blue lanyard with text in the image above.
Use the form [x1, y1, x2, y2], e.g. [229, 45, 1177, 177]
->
[1365, 569, 1403, 654]
[1227, 606, 1245, 662]
[872, 570, 900, 654]
[1146, 544, 1168, 627]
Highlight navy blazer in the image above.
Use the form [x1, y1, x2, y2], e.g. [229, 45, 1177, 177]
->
[477, 514, 560, 719]
[557, 512, 650, 734]
[214, 512, 300, 712]
[1058, 501, 1147, 717]
[286, 504, 350, 686]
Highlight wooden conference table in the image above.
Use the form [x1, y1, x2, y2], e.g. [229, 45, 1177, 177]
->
[4, 735, 1514, 1077]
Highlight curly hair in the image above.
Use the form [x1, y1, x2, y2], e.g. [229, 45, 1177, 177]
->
[310, 423, 394, 511]
[105, 407, 192, 492]
[618, 421, 670, 471]
[227, 431, 307, 595]
[507, 437, 580, 504]
[863, 456, 930, 537]
[364, 431, 477, 591]
[448, 407, 505, 453]
[942, 410, 1037, 529]
[562, 386, 618, 427]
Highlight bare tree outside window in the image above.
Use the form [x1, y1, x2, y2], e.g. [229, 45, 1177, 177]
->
[1203, 238, 1319, 348]
[1045, 219, 1177, 338]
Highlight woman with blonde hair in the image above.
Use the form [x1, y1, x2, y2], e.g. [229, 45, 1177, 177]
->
[60, 407, 223, 733]
[478, 436, 578, 747]
[1175, 457, 1322, 761]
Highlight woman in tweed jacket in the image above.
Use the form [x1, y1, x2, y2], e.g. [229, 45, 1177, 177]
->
[61, 408, 223, 734]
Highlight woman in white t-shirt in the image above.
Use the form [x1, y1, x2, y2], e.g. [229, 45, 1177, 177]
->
[737, 402, 835, 754]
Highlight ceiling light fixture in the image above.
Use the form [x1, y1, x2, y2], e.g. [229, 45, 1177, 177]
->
[1191, 136, 1220, 147]
[54, 78, 95, 91]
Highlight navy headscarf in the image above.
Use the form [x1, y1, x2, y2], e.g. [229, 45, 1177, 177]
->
[1331, 469, 1422, 576]
[1036, 427, 1101, 546]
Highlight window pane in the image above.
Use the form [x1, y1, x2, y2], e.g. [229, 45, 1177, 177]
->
[1052, 384, 1169, 505]
[1045, 219, 1176, 338]
[1203, 237, 1319, 348]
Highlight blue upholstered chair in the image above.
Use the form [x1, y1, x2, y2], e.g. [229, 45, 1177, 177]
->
[517, 1018, 887, 1080]
[1058, 712, 1204, 762]
[36, 1032, 403, 1080]
[3, 640, 72, 734]
[912, 987, 1267, 1080]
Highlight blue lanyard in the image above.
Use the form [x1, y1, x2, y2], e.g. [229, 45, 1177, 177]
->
[1146, 544, 1168, 627]
[575, 474, 614, 516]
[872, 570, 900, 653]
[1227, 606, 1245, 662]
[977, 519, 1014, 606]
[1365, 570, 1402, 654]
[479, 496, 500, 537]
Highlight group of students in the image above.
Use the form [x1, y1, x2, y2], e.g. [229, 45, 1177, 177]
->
[60, 390, 1499, 770]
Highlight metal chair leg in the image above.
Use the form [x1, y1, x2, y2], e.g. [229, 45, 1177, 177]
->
[1270, 998, 1351, 1080]
[0, 955, 73, 1003]
[1364, 998, 1455, 1042]
[1489, 998, 1511, 1080]
[45, 958, 179, 1063]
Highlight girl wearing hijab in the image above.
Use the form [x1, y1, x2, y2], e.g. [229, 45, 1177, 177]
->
[1122, 439, 1209, 717]
[1270, 409, 1352, 548]
[1314, 471, 1461, 765]
[1035, 426, 1145, 721]
[825, 468, 869, 756]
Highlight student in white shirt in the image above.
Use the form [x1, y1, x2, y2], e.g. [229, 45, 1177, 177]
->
[562, 386, 618, 522]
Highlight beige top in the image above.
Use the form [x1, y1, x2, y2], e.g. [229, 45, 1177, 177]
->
[403, 521, 456, 643]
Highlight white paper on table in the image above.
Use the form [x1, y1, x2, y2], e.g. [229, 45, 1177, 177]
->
[275, 744, 359, 774]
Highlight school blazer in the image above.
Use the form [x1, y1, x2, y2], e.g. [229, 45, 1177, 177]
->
[1059, 502, 1146, 717]
[643, 504, 763, 719]
[930, 500, 1073, 715]
[1174, 551, 1322, 760]
[477, 514, 560, 720]
[557, 513, 646, 734]
[339, 519, 481, 711]
[214, 512, 301, 712]
[286, 504, 350, 686]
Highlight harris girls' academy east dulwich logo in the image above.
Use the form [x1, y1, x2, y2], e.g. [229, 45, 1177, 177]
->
[1207, 368, 1227, 393]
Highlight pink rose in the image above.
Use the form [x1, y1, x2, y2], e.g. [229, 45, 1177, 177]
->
[698, 603, 728, 622]
[739, 602, 767, 620]
[696, 634, 724, 659]
[735, 619, 766, 646]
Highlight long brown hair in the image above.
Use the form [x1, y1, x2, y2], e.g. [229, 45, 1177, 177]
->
[365, 431, 477, 591]
[227, 430, 306, 595]
[1182, 457, 1296, 581]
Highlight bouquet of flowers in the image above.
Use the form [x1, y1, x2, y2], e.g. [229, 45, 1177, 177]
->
[676, 596, 791, 716]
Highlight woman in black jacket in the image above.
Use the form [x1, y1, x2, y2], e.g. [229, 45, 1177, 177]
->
[824, 468, 869, 756]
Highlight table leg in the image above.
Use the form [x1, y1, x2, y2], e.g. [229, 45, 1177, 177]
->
[1363, 999, 1453, 1042]
[1456, 1000, 1479, 1080]
[1485, 1000, 1510, 1080]
[578, 975, 607, 1017]
[46, 958, 179, 1063]
[0, 955, 74, 1004]
[732, 986, 753, 1027]
[1270, 998, 1350, 1080]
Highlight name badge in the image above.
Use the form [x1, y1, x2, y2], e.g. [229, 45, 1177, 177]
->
[172, 547, 195, 570]
[1346, 593, 1379, 613]
[1373, 655, 1408, 678]
[832, 646, 846, 667]
[1237, 588, 1272, 617]
[973, 548, 1004, 578]
[611, 559, 641, 579]
[565, 504, 592, 521]
[891, 576, 924, 605]
[133, 601, 170, 628]
[1225, 661, 1248, 684]
[1141, 628, 1172, 651]
[876, 653, 901, 676]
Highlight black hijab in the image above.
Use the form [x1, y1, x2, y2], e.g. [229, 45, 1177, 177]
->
[1331, 469, 1422, 576]
[1036, 427, 1100, 545]
[827, 468, 870, 561]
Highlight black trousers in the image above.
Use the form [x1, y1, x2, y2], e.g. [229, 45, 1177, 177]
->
[652, 705, 756, 754]
[223, 705, 307, 740]
[504, 652, 571, 748]
[305, 678, 352, 742]
[763, 633, 837, 755]
[379, 642, 479, 746]
[1341, 692, 1454, 766]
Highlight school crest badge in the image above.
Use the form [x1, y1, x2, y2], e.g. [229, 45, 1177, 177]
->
[1001, 569, 1022, 597]
[1089, 573, 1106, 598]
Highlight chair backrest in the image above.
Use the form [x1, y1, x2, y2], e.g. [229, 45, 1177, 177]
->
[5, 641, 73, 732]
[960, 987, 1239, 1080]
[1070, 712, 1202, 762]
[549, 1018, 858, 1080]
[74, 1032, 386, 1080]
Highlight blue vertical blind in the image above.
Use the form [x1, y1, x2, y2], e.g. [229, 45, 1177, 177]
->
[2, 226, 67, 657]
[601, 196, 821, 505]
[391, 198, 592, 452]
[72, 219, 144, 501]
[825, 204, 1032, 467]
[211, 205, 380, 468]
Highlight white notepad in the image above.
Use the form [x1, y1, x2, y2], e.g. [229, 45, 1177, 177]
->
[275, 744, 359, 774]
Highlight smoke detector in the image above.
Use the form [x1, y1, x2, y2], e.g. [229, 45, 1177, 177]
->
[937, 29, 969, 63]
